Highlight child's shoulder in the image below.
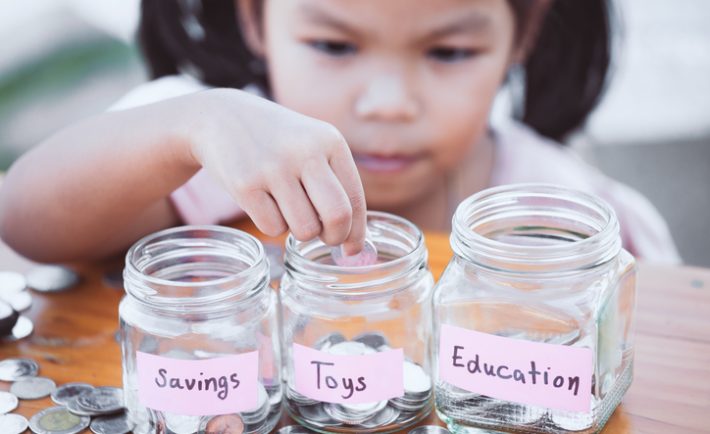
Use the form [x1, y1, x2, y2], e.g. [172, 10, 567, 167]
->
[491, 121, 681, 263]
[107, 74, 208, 112]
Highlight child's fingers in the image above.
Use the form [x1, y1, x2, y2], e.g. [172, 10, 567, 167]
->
[329, 147, 367, 256]
[301, 159, 353, 246]
[237, 189, 287, 237]
[269, 178, 322, 242]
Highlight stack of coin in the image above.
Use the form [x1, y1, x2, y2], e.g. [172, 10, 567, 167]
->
[276, 423, 453, 434]
[287, 332, 432, 431]
[0, 357, 134, 434]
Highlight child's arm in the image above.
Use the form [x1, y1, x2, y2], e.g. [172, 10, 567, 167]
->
[0, 88, 366, 262]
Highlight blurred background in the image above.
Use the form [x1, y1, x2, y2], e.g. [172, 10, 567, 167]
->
[1, 0, 708, 266]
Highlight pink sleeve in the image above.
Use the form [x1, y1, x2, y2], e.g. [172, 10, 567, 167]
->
[170, 169, 245, 225]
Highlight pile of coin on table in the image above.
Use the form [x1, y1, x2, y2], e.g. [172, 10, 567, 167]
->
[0, 267, 81, 342]
[0, 357, 132, 434]
[286, 331, 433, 431]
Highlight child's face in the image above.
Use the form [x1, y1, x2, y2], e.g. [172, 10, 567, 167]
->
[256, 0, 516, 209]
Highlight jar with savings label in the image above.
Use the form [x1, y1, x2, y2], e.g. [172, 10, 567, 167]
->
[433, 184, 636, 434]
[120, 226, 282, 434]
[280, 211, 435, 433]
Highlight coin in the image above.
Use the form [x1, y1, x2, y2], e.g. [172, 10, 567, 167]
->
[264, 243, 285, 281]
[0, 413, 29, 434]
[66, 396, 98, 416]
[75, 386, 124, 415]
[0, 271, 26, 296]
[409, 426, 452, 434]
[29, 406, 90, 434]
[0, 390, 19, 413]
[276, 426, 314, 434]
[4, 291, 32, 312]
[90, 412, 134, 434]
[241, 383, 269, 425]
[297, 403, 340, 426]
[51, 382, 94, 406]
[403, 361, 431, 395]
[0, 358, 39, 381]
[2, 315, 34, 342]
[198, 413, 245, 434]
[352, 331, 389, 350]
[0, 300, 19, 336]
[10, 376, 56, 399]
[313, 332, 346, 351]
[331, 239, 378, 267]
[325, 341, 376, 356]
[25, 265, 80, 293]
[361, 405, 400, 428]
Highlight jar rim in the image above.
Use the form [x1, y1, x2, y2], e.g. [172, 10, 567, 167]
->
[451, 183, 622, 273]
[124, 225, 268, 307]
[285, 211, 427, 293]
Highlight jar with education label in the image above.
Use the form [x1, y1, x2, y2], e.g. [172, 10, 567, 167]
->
[433, 184, 636, 434]
[119, 226, 282, 434]
[280, 211, 435, 433]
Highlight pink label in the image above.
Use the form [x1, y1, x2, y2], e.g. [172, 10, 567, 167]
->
[293, 343, 404, 404]
[439, 324, 593, 413]
[137, 351, 259, 416]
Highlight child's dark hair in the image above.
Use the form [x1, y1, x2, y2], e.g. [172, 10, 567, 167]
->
[139, 0, 612, 142]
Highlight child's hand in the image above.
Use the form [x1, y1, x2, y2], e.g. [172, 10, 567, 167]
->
[184, 88, 366, 254]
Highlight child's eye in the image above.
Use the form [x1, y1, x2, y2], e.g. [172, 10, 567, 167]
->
[427, 47, 477, 63]
[308, 40, 357, 57]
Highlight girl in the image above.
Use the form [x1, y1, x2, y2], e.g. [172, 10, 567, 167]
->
[0, 0, 680, 263]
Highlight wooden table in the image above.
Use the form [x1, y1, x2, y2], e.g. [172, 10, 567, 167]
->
[1, 220, 709, 433]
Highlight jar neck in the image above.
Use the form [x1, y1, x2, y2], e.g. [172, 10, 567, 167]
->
[285, 211, 427, 297]
[124, 225, 269, 314]
[451, 184, 622, 275]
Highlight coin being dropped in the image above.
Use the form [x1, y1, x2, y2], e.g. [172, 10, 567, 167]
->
[10, 375, 56, 399]
[29, 406, 90, 434]
[51, 382, 94, 406]
[0, 413, 29, 434]
[409, 426, 452, 434]
[199, 413, 245, 434]
[331, 239, 377, 267]
[0, 390, 19, 413]
[0, 357, 39, 381]
[90, 412, 134, 434]
[25, 265, 80, 293]
[2, 315, 34, 342]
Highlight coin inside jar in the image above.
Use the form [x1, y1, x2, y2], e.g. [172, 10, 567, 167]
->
[408, 425, 452, 434]
[199, 414, 245, 434]
[90, 412, 135, 434]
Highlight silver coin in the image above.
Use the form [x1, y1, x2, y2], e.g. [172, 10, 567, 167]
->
[241, 383, 269, 425]
[264, 244, 285, 281]
[0, 390, 19, 413]
[0, 413, 29, 434]
[67, 397, 99, 416]
[0, 271, 27, 297]
[10, 375, 56, 399]
[313, 332, 346, 351]
[4, 291, 32, 312]
[409, 425, 452, 434]
[2, 315, 34, 342]
[403, 361, 431, 395]
[297, 403, 340, 426]
[0, 357, 39, 381]
[75, 386, 124, 415]
[361, 404, 400, 429]
[324, 400, 388, 425]
[29, 406, 90, 434]
[276, 426, 314, 434]
[25, 265, 80, 293]
[287, 388, 318, 406]
[90, 412, 134, 434]
[352, 331, 389, 350]
[51, 382, 94, 406]
[164, 412, 200, 434]
[325, 341, 376, 356]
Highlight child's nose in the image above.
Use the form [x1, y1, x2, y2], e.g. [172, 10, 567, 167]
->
[354, 74, 420, 122]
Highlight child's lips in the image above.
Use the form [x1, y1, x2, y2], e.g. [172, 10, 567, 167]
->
[353, 153, 422, 173]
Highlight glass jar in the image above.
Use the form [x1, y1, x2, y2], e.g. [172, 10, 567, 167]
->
[120, 225, 282, 434]
[280, 211, 435, 433]
[433, 184, 636, 434]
